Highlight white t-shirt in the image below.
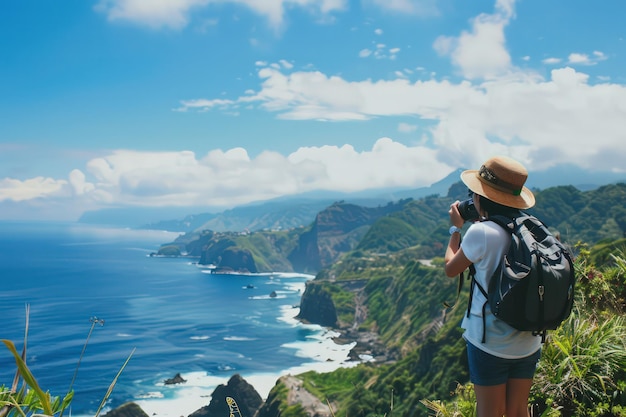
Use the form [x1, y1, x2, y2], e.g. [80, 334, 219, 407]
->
[460, 220, 542, 359]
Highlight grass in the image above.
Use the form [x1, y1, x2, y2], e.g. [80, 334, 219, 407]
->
[1, 306, 134, 417]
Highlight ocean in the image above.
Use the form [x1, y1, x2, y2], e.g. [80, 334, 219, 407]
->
[0, 221, 356, 417]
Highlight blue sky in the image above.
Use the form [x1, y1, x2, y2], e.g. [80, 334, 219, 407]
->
[1, 0, 625, 221]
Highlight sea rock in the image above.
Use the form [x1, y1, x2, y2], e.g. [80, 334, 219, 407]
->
[297, 281, 338, 327]
[189, 374, 262, 417]
[164, 372, 186, 385]
[102, 402, 149, 417]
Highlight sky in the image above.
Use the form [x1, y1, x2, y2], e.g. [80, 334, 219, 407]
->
[1, 0, 625, 221]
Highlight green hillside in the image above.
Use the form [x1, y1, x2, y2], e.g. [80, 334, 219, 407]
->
[154, 182, 626, 416]
[266, 182, 626, 417]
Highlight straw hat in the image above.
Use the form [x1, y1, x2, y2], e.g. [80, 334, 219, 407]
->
[460, 156, 535, 209]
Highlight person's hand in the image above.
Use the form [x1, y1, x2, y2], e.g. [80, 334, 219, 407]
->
[448, 201, 464, 228]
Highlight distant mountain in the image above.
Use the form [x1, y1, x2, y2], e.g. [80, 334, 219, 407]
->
[528, 164, 626, 191]
[172, 182, 626, 274]
[89, 172, 463, 232]
[78, 167, 625, 230]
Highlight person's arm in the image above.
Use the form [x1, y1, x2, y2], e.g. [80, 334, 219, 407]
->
[444, 202, 473, 277]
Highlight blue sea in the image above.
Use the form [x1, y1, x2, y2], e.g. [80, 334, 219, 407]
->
[0, 221, 356, 417]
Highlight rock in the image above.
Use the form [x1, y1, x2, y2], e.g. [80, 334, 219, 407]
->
[164, 372, 186, 385]
[102, 402, 149, 417]
[297, 281, 337, 327]
[188, 374, 262, 417]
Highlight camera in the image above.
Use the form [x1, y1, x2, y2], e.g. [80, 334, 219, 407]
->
[458, 198, 479, 222]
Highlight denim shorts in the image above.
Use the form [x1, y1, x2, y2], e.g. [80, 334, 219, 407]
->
[466, 342, 541, 386]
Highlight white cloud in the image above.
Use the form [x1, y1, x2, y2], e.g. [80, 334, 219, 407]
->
[95, 0, 348, 29]
[368, 0, 439, 16]
[0, 140, 454, 216]
[542, 57, 561, 65]
[175, 98, 236, 112]
[279, 59, 294, 69]
[593, 50, 607, 60]
[179, 60, 626, 173]
[567, 51, 607, 66]
[0, 177, 68, 202]
[568, 53, 591, 65]
[433, 0, 514, 79]
[9, 54, 626, 218]
[350, 43, 400, 60]
[95, 0, 439, 29]
[95, 0, 204, 29]
[287, 138, 449, 190]
[69, 169, 95, 196]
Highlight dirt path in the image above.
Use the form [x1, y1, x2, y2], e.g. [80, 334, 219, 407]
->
[282, 375, 333, 417]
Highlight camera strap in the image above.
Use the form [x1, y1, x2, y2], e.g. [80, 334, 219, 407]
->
[443, 233, 476, 309]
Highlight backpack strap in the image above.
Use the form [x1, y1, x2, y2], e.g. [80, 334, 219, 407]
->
[468, 213, 518, 344]
[487, 213, 518, 233]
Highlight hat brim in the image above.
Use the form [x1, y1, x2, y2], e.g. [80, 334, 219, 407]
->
[460, 169, 535, 209]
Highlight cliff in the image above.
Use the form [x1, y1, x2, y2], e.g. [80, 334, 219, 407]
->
[288, 200, 412, 273]
[296, 281, 338, 327]
[189, 374, 263, 417]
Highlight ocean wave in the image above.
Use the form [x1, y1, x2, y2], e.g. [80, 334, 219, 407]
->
[189, 335, 210, 340]
[223, 336, 257, 341]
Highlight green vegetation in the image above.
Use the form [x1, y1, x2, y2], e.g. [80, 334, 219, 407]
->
[157, 245, 181, 256]
[263, 382, 308, 417]
[322, 282, 355, 325]
[299, 242, 626, 416]
[361, 246, 626, 417]
[157, 183, 626, 275]
[233, 230, 300, 272]
[532, 184, 626, 244]
[266, 183, 626, 417]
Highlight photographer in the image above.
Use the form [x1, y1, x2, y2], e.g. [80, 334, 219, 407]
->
[444, 156, 542, 417]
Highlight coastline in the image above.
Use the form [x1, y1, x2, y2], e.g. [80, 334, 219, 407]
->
[1, 223, 361, 417]
[124, 273, 389, 417]
[130, 303, 359, 417]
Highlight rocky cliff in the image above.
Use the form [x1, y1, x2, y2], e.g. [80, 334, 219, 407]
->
[213, 247, 258, 273]
[288, 201, 411, 273]
[296, 281, 338, 327]
[189, 374, 263, 417]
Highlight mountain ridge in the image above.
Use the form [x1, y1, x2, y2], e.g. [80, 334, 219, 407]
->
[78, 166, 626, 230]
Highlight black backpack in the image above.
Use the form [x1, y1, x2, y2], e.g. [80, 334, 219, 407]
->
[469, 213, 576, 343]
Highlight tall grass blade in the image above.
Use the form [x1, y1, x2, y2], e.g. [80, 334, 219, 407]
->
[94, 347, 136, 417]
[1, 340, 53, 416]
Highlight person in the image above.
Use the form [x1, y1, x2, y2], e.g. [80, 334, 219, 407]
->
[444, 155, 542, 417]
